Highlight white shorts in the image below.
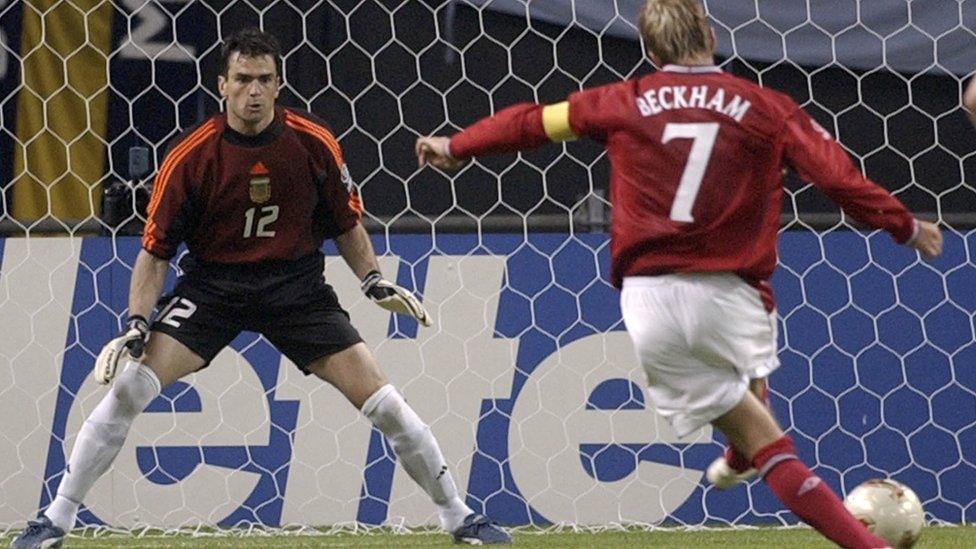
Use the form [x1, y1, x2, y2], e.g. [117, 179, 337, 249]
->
[621, 273, 779, 438]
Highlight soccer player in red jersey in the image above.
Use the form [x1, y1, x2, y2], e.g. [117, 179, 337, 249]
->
[416, 1, 941, 547]
[11, 28, 510, 548]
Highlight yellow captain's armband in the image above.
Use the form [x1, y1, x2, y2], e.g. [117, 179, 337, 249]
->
[542, 102, 577, 142]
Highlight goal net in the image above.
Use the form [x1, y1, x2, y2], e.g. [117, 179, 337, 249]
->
[0, 0, 973, 534]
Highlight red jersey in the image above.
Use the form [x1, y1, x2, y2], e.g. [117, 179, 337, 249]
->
[450, 65, 916, 304]
[142, 107, 361, 263]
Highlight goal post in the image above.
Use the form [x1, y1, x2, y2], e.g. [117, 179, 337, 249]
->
[0, 0, 974, 533]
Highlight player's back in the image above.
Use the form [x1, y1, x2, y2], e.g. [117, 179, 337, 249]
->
[569, 65, 796, 292]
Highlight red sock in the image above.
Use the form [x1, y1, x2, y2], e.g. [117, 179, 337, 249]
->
[753, 437, 889, 549]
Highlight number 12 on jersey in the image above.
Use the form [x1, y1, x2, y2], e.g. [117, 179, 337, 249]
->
[661, 122, 719, 222]
[243, 205, 279, 238]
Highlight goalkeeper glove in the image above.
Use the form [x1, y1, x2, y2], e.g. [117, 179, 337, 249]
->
[361, 270, 432, 327]
[94, 315, 150, 384]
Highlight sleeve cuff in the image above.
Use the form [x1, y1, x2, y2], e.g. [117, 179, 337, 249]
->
[338, 217, 361, 234]
[446, 136, 460, 160]
[904, 218, 921, 246]
[142, 243, 174, 260]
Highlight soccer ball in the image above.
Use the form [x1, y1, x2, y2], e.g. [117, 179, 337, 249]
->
[843, 479, 924, 548]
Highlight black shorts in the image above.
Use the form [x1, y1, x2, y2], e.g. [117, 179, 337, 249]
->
[150, 253, 363, 372]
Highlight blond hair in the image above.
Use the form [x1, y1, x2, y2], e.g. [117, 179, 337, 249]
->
[638, 0, 711, 65]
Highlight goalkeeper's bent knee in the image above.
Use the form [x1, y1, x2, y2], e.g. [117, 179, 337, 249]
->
[361, 384, 433, 447]
[361, 384, 404, 432]
[108, 361, 162, 417]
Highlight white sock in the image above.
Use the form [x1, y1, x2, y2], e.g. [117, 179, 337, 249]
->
[45, 361, 161, 532]
[362, 384, 473, 532]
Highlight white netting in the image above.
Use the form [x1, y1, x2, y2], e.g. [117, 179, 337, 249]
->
[0, 0, 974, 535]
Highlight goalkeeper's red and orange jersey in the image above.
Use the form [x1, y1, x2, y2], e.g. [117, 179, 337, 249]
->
[449, 64, 916, 307]
[142, 107, 361, 263]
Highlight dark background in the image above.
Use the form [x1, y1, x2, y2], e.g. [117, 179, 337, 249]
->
[8, 0, 972, 232]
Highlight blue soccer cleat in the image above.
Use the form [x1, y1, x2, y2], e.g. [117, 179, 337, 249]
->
[452, 513, 512, 545]
[9, 516, 65, 549]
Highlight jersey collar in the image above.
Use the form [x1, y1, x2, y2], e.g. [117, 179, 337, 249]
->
[661, 64, 722, 73]
[223, 107, 284, 148]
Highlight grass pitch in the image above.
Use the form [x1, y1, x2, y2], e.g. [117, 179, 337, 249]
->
[3, 526, 974, 547]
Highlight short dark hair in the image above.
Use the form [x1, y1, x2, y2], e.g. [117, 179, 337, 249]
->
[219, 27, 282, 77]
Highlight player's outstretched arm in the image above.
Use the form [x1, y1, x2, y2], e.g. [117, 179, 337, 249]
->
[94, 249, 169, 384]
[783, 108, 942, 260]
[416, 101, 578, 170]
[335, 223, 432, 326]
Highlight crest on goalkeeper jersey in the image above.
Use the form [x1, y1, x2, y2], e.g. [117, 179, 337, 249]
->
[249, 162, 271, 204]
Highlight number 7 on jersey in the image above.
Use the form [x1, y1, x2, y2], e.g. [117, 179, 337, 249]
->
[661, 122, 719, 222]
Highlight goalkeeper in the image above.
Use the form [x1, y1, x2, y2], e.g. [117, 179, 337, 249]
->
[11, 28, 509, 548]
